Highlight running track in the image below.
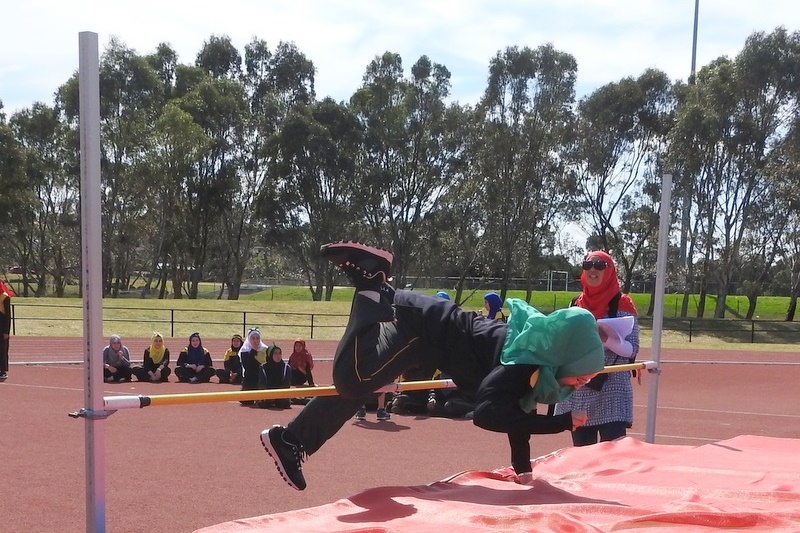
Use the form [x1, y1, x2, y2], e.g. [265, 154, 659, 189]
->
[0, 338, 797, 533]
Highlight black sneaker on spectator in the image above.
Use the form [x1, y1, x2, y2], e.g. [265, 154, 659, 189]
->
[260, 426, 307, 490]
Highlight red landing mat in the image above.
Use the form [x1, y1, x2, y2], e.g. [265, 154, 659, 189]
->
[197, 435, 800, 532]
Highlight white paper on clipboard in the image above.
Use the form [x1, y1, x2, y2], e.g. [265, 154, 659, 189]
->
[596, 316, 634, 357]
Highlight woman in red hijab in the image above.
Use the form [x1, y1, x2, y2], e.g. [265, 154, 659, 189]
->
[554, 251, 640, 446]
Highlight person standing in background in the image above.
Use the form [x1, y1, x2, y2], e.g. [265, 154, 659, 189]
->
[555, 251, 640, 446]
[0, 279, 15, 381]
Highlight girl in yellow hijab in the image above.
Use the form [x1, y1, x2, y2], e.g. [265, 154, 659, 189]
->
[132, 332, 172, 382]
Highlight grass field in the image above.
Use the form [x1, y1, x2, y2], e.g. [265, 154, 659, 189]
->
[7, 285, 800, 348]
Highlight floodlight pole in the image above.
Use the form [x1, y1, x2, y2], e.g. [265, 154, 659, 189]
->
[79, 31, 106, 533]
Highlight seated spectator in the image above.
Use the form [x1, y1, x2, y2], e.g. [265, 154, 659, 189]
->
[426, 371, 476, 419]
[175, 333, 215, 383]
[288, 338, 315, 387]
[103, 334, 132, 383]
[388, 366, 437, 415]
[216, 334, 243, 384]
[131, 332, 172, 382]
[240, 328, 269, 405]
[256, 344, 292, 409]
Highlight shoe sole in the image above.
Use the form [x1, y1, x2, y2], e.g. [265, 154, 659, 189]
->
[320, 241, 393, 264]
[260, 429, 304, 491]
[321, 242, 393, 281]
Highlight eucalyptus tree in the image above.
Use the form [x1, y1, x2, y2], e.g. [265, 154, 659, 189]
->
[0, 103, 37, 295]
[138, 102, 211, 298]
[60, 41, 161, 293]
[9, 103, 78, 296]
[57, 38, 165, 296]
[765, 116, 800, 320]
[275, 98, 364, 300]
[350, 53, 454, 285]
[473, 44, 578, 298]
[411, 102, 484, 302]
[219, 39, 316, 300]
[146, 42, 179, 101]
[166, 35, 247, 298]
[669, 28, 800, 317]
[570, 69, 675, 294]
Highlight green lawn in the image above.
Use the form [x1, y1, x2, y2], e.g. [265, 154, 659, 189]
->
[7, 286, 800, 349]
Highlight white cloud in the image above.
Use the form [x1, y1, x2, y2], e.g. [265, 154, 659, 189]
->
[2, 0, 799, 114]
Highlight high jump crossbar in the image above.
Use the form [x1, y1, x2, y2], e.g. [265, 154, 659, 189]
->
[70, 361, 657, 414]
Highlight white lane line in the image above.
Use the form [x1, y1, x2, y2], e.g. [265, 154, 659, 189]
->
[635, 403, 800, 419]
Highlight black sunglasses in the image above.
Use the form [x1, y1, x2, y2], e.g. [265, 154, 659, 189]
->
[582, 259, 608, 271]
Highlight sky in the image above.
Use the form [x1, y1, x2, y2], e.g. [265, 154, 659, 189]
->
[2, 0, 800, 116]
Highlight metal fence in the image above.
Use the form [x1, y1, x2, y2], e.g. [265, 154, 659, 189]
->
[10, 302, 800, 343]
[9, 303, 350, 340]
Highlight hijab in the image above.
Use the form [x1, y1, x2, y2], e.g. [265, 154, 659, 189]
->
[0, 279, 14, 298]
[148, 332, 166, 365]
[241, 328, 269, 364]
[225, 334, 243, 361]
[484, 292, 504, 319]
[574, 251, 637, 318]
[186, 332, 206, 365]
[263, 344, 286, 387]
[500, 298, 604, 410]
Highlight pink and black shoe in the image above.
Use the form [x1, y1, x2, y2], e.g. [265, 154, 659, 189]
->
[320, 241, 393, 290]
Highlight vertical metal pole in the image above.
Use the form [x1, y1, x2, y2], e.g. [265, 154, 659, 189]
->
[645, 174, 672, 443]
[691, 0, 700, 77]
[79, 31, 105, 533]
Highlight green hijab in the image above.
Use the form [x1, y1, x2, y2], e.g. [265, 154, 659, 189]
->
[500, 298, 604, 411]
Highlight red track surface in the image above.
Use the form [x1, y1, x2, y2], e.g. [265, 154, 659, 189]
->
[1, 337, 798, 533]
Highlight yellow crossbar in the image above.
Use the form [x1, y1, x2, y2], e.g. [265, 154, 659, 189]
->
[101, 361, 657, 410]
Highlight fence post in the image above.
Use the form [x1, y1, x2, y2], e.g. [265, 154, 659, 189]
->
[242, 311, 247, 337]
[310, 313, 315, 339]
[170, 309, 175, 338]
[751, 320, 755, 343]
[689, 319, 693, 343]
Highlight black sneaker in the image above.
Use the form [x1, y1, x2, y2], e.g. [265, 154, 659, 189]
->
[260, 426, 307, 490]
[320, 241, 393, 290]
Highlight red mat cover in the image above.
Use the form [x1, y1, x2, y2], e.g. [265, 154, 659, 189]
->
[197, 435, 800, 532]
